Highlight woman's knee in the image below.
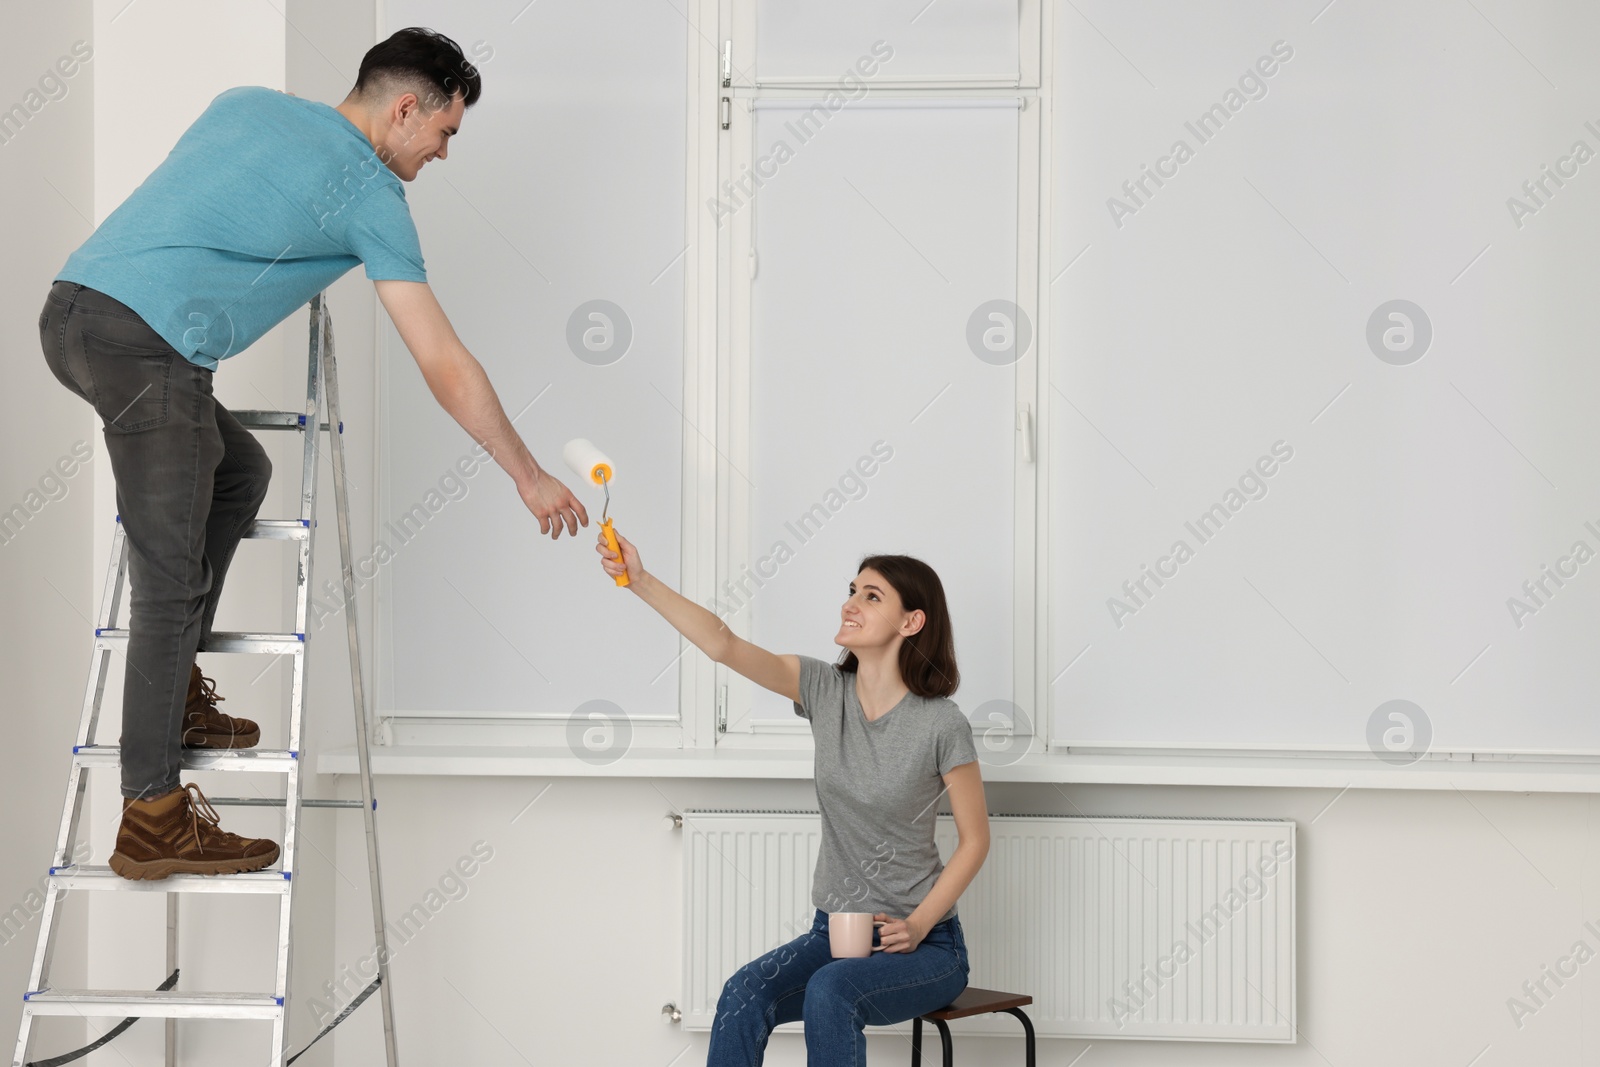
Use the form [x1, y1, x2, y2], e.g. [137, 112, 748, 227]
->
[715, 963, 781, 1028]
[799, 966, 859, 1025]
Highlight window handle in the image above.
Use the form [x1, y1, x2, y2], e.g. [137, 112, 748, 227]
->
[1018, 402, 1035, 464]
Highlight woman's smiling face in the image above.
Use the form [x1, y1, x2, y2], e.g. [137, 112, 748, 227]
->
[835, 567, 918, 649]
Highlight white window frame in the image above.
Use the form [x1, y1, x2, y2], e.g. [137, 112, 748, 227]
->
[709, 0, 1049, 751]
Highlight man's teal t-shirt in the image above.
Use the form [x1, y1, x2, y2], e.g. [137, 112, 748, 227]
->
[57, 86, 428, 370]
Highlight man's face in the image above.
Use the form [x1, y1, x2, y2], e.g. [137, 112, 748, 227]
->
[380, 91, 465, 181]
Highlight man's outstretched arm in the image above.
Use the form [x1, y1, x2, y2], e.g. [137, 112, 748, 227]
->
[375, 279, 587, 539]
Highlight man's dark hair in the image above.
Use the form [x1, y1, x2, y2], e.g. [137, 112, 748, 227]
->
[354, 27, 482, 110]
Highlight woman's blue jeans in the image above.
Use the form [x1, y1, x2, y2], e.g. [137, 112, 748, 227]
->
[706, 909, 970, 1066]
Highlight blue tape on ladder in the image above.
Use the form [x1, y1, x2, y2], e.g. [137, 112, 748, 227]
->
[297, 414, 307, 427]
[289, 751, 299, 759]
[114, 515, 121, 524]
[276, 997, 285, 1006]
[338, 421, 344, 434]
[300, 519, 311, 527]
[372, 798, 378, 811]
[296, 634, 305, 641]
[283, 871, 292, 881]
[94, 628, 105, 637]
[23, 991, 41, 1002]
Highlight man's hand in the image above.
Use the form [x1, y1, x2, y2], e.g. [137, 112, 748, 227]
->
[376, 279, 586, 543]
[521, 467, 588, 539]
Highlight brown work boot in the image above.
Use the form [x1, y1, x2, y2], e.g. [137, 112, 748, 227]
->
[108, 783, 280, 880]
[183, 664, 261, 749]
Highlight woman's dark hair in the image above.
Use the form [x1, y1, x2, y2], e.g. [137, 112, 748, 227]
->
[836, 554, 959, 699]
[355, 27, 482, 110]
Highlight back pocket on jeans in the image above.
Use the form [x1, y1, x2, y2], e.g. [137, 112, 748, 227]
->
[81, 330, 175, 433]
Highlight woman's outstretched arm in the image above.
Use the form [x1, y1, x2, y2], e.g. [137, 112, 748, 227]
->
[598, 529, 801, 702]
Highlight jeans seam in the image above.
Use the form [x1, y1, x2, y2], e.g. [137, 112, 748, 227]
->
[46, 282, 84, 308]
[54, 293, 72, 390]
[55, 283, 146, 322]
[69, 306, 147, 323]
[155, 384, 210, 797]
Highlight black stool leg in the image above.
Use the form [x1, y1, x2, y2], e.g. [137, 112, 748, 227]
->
[911, 1017, 923, 1067]
[933, 1018, 953, 1067]
[1002, 1007, 1036, 1067]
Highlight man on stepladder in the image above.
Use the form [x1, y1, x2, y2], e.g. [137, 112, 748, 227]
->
[38, 28, 586, 879]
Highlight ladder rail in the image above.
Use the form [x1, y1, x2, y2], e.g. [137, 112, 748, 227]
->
[53, 522, 129, 870]
[73, 521, 128, 751]
[323, 294, 402, 1067]
[14, 523, 131, 1067]
[165, 895, 176, 1067]
[266, 291, 327, 1064]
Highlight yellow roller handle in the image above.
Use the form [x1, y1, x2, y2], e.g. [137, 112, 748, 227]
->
[602, 518, 630, 587]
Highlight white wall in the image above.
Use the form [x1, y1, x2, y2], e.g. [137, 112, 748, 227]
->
[0, 0, 95, 1058]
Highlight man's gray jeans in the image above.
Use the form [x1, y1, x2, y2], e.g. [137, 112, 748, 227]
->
[39, 281, 272, 799]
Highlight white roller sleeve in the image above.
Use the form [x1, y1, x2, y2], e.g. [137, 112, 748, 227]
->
[562, 438, 616, 487]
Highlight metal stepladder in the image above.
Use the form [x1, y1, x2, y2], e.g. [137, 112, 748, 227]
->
[13, 295, 400, 1067]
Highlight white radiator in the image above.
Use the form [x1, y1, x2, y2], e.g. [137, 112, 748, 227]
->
[681, 811, 1295, 1042]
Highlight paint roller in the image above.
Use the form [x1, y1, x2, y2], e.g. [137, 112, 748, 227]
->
[563, 438, 629, 587]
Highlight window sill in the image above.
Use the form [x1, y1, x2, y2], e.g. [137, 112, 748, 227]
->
[316, 745, 1600, 792]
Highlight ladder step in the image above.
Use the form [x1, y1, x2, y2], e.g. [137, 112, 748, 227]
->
[22, 989, 282, 1020]
[231, 409, 340, 433]
[73, 746, 298, 773]
[245, 519, 311, 541]
[48, 866, 290, 894]
[209, 796, 365, 809]
[95, 629, 305, 655]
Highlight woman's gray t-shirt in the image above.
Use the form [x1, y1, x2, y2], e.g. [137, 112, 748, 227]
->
[793, 655, 980, 923]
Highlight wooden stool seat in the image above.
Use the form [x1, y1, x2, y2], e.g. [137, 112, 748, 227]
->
[922, 986, 1032, 1021]
[910, 986, 1035, 1067]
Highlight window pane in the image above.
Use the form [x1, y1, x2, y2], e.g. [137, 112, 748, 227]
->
[1047, 3, 1600, 751]
[755, 0, 1019, 83]
[377, 1, 686, 721]
[740, 103, 1019, 723]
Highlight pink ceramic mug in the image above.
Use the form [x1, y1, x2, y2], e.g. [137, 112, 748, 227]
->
[829, 912, 887, 958]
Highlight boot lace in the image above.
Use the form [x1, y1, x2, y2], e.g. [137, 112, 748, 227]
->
[191, 672, 243, 729]
[180, 783, 246, 854]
